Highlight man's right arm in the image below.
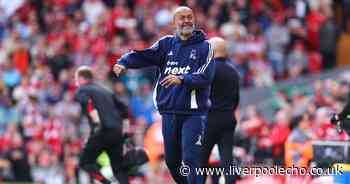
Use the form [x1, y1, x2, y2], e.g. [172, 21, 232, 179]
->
[117, 38, 167, 69]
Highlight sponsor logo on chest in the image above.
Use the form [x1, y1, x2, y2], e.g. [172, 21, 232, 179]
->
[164, 50, 194, 75]
[164, 65, 191, 75]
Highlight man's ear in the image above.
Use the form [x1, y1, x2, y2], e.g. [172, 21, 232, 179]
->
[172, 16, 176, 26]
[172, 8, 177, 25]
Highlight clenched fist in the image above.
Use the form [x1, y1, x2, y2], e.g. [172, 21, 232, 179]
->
[113, 64, 126, 77]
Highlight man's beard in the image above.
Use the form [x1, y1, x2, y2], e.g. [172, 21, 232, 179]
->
[177, 24, 195, 37]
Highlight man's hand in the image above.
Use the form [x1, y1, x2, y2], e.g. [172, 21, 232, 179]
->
[160, 75, 182, 88]
[89, 109, 101, 125]
[113, 64, 126, 77]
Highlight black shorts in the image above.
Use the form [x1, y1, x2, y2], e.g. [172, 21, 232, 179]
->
[79, 128, 124, 172]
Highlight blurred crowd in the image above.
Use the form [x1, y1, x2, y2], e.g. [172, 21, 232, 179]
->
[230, 75, 350, 184]
[235, 77, 349, 166]
[0, 0, 345, 183]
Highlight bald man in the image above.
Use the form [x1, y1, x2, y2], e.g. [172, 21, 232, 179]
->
[202, 37, 240, 184]
[114, 6, 215, 184]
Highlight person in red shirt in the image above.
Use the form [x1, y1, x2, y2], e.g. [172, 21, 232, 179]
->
[258, 109, 291, 164]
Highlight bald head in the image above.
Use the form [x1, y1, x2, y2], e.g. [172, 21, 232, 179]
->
[172, 6, 193, 20]
[172, 6, 195, 40]
[209, 37, 228, 58]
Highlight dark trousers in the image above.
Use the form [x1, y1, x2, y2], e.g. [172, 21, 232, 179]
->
[202, 111, 237, 184]
[161, 113, 206, 184]
[79, 127, 129, 184]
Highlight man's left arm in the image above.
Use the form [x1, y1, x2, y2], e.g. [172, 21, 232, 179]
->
[182, 44, 215, 89]
[75, 88, 89, 115]
[75, 88, 100, 126]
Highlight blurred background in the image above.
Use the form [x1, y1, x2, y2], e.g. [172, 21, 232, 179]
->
[0, 0, 350, 183]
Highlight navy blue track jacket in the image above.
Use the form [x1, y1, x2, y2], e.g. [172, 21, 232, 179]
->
[117, 30, 215, 115]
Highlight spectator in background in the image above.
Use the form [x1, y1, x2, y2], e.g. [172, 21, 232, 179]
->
[295, 0, 308, 19]
[4, 132, 32, 182]
[220, 10, 247, 42]
[238, 105, 269, 163]
[72, 38, 94, 66]
[286, 6, 307, 48]
[130, 82, 156, 129]
[82, 0, 107, 26]
[314, 107, 345, 141]
[0, 83, 20, 127]
[154, 1, 173, 28]
[12, 40, 30, 75]
[265, 12, 290, 79]
[140, 17, 158, 43]
[1, 61, 21, 94]
[305, 2, 327, 51]
[319, 6, 337, 69]
[0, 43, 7, 66]
[245, 20, 266, 57]
[47, 39, 73, 81]
[255, 108, 290, 164]
[264, 108, 291, 165]
[285, 114, 314, 168]
[248, 52, 275, 87]
[290, 90, 312, 117]
[122, 70, 148, 93]
[286, 41, 308, 79]
[307, 49, 323, 73]
[113, 81, 129, 105]
[144, 112, 164, 160]
[0, 157, 11, 181]
[45, 82, 63, 105]
[32, 149, 64, 184]
[12, 76, 30, 103]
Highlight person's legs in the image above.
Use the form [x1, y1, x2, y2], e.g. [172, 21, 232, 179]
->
[202, 112, 221, 183]
[104, 129, 129, 184]
[79, 132, 110, 184]
[162, 114, 186, 183]
[218, 129, 236, 184]
[182, 114, 206, 184]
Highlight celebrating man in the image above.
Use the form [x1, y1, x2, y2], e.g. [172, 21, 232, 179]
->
[113, 6, 215, 184]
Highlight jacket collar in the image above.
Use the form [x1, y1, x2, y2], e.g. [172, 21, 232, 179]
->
[174, 29, 207, 46]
